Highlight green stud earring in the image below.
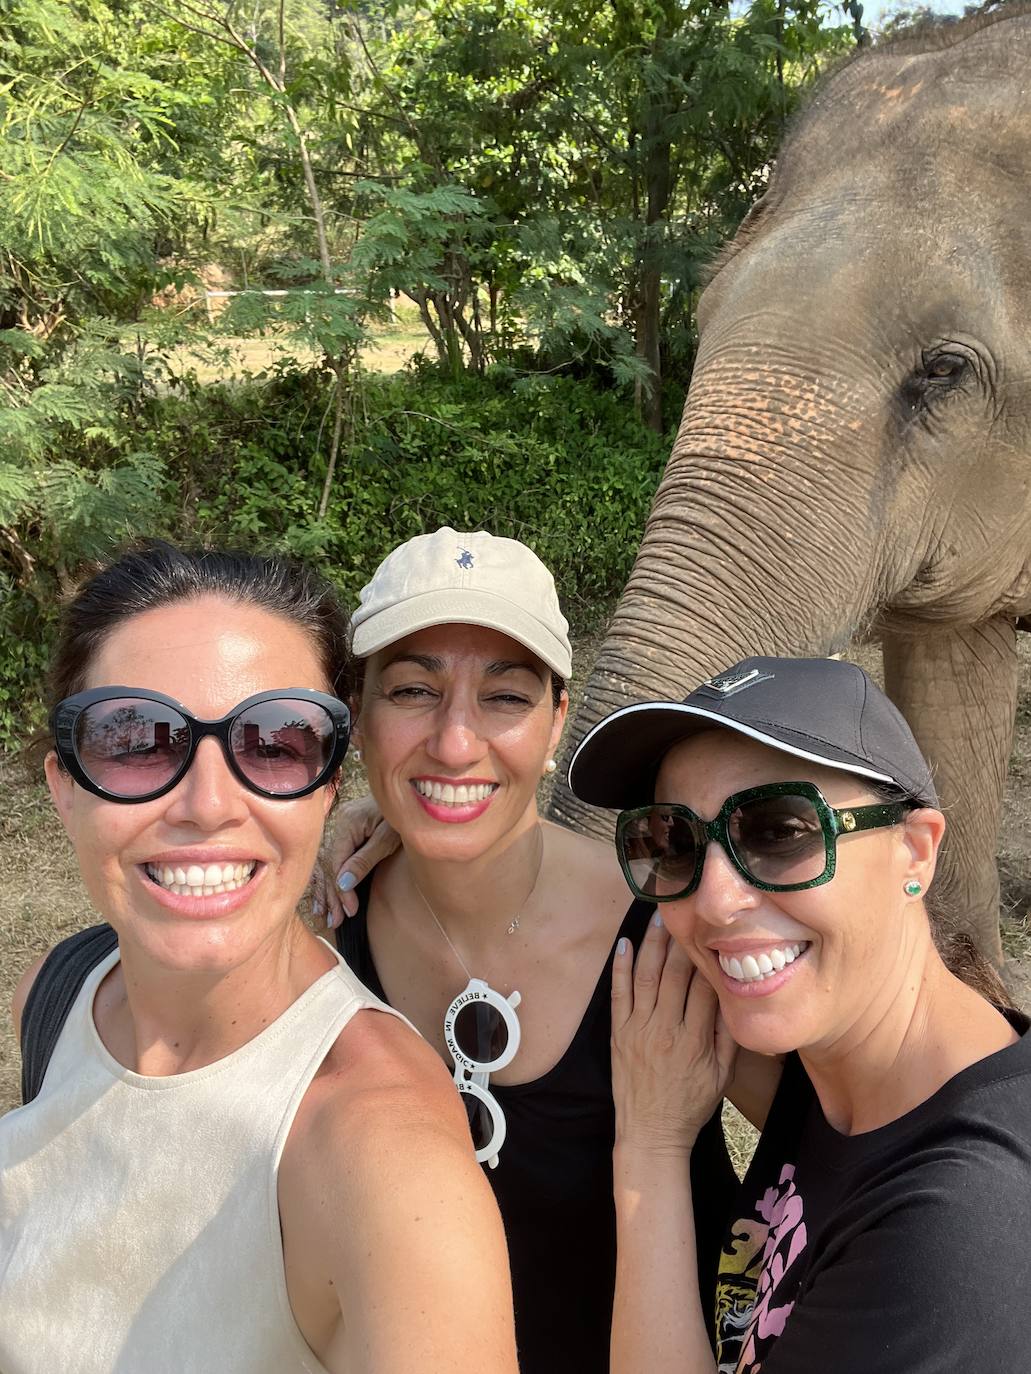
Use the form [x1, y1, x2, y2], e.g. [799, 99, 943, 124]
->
[904, 880, 922, 897]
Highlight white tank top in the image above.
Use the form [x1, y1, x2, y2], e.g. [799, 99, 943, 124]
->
[0, 940, 402, 1373]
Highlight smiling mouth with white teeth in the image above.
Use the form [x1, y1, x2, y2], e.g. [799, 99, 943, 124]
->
[412, 780, 498, 806]
[144, 861, 257, 897]
[718, 942, 811, 984]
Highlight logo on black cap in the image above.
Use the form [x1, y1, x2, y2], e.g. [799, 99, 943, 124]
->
[700, 667, 774, 698]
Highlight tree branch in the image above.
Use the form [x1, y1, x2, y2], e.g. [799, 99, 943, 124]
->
[43, 68, 99, 174]
[277, 0, 286, 89]
[345, 14, 445, 177]
[153, 0, 333, 278]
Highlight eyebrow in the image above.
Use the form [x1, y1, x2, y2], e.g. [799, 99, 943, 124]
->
[378, 653, 544, 680]
[485, 659, 545, 681]
[380, 653, 445, 673]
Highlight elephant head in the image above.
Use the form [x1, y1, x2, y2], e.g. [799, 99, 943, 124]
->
[552, 6, 1031, 960]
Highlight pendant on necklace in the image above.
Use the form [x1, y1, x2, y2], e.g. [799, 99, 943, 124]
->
[507, 916, 519, 935]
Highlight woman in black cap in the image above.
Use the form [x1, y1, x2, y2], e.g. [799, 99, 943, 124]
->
[568, 655, 1031, 1374]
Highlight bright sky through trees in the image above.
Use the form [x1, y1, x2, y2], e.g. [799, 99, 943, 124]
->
[859, 0, 966, 24]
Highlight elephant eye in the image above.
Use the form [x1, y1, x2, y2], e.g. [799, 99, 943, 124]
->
[923, 352, 970, 385]
[899, 348, 977, 414]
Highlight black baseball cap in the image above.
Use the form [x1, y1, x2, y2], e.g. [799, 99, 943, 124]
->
[567, 656, 938, 810]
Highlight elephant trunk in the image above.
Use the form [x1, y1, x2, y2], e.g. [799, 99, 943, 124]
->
[551, 367, 886, 835]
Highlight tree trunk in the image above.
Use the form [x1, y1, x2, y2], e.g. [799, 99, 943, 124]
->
[405, 289, 449, 367]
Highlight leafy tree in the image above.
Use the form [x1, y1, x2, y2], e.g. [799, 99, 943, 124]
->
[331, 0, 857, 420]
[0, 0, 872, 735]
[0, 0, 211, 597]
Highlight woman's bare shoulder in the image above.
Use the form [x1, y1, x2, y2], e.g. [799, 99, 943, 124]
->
[304, 1007, 468, 1148]
[546, 819, 623, 879]
[11, 949, 53, 1038]
[279, 1010, 516, 1372]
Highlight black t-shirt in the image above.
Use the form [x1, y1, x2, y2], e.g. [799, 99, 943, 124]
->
[337, 882, 739, 1374]
[714, 1009, 1031, 1373]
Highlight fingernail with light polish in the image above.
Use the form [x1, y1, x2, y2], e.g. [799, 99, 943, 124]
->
[337, 872, 357, 892]
[616, 937, 629, 956]
[651, 911, 664, 928]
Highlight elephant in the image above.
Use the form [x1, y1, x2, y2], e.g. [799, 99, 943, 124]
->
[550, 3, 1031, 964]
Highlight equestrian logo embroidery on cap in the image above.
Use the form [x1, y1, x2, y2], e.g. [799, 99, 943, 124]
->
[701, 667, 774, 697]
[456, 549, 474, 570]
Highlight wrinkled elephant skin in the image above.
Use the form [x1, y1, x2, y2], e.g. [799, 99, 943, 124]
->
[551, 7, 1031, 961]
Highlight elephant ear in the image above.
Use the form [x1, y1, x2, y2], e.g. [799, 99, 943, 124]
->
[737, 189, 775, 236]
[703, 189, 777, 285]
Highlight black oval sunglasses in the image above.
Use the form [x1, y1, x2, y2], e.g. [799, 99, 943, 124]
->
[51, 687, 351, 803]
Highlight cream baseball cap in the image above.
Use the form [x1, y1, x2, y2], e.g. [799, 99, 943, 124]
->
[350, 527, 573, 679]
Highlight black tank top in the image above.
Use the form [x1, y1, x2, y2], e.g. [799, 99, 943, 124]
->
[337, 884, 738, 1374]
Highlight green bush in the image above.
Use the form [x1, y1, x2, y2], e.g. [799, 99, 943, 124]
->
[160, 368, 671, 612]
[0, 368, 671, 744]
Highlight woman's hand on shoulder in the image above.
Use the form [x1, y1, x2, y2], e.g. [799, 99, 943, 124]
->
[310, 794, 399, 928]
[611, 914, 737, 1161]
[282, 1013, 518, 1374]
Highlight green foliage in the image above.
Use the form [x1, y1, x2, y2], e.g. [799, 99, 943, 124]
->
[0, 581, 49, 740]
[161, 367, 670, 610]
[0, 0, 865, 742]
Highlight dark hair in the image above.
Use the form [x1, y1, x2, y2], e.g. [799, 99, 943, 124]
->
[872, 784, 1015, 1010]
[46, 540, 351, 726]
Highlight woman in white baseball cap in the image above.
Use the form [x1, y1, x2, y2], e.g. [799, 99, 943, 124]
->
[569, 656, 1031, 1374]
[317, 527, 740, 1374]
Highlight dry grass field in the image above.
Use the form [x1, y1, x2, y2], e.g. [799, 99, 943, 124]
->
[163, 310, 429, 384]
[3, 633, 1031, 1171]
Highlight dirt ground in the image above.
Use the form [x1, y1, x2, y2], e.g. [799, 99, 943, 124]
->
[3, 633, 1031, 1125]
[163, 315, 429, 385]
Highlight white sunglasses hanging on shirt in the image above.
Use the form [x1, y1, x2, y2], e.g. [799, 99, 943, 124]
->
[443, 979, 522, 1169]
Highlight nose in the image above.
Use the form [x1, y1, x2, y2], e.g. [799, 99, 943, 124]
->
[161, 738, 252, 830]
[691, 838, 760, 926]
[425, 699, 489, 771]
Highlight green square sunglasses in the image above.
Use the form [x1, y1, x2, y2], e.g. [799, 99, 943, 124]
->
[616, 781, 908, 902]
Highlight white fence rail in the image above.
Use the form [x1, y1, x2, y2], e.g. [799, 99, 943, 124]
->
[203, 287, 353, 323]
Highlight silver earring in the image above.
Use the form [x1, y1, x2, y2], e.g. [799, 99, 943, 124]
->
[543, 759, 557, 775]
[352, 747, 362, 763]
[904, 880, 922, 897]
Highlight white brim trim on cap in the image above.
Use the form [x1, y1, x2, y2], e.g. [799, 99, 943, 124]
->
[569, 700, 898, 804]
[351, 587, 573, 679]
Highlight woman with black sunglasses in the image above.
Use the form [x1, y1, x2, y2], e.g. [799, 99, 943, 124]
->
[315, 527, 741, 1374]
[2, 541, 518, 1374]
[569, 655, 1031, 1374]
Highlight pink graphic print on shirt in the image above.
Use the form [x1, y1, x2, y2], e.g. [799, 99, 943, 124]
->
[736, 1163, 808, 1373]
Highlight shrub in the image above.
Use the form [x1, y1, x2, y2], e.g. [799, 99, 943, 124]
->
[155, 365, 672, 613]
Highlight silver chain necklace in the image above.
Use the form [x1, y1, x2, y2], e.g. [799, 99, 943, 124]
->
[411, 823, 545, 983]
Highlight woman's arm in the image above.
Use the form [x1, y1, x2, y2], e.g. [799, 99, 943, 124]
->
[281, 1012, 518, 1374]
[610, 917, 737, 1374]
[311, 794, 399, 926]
